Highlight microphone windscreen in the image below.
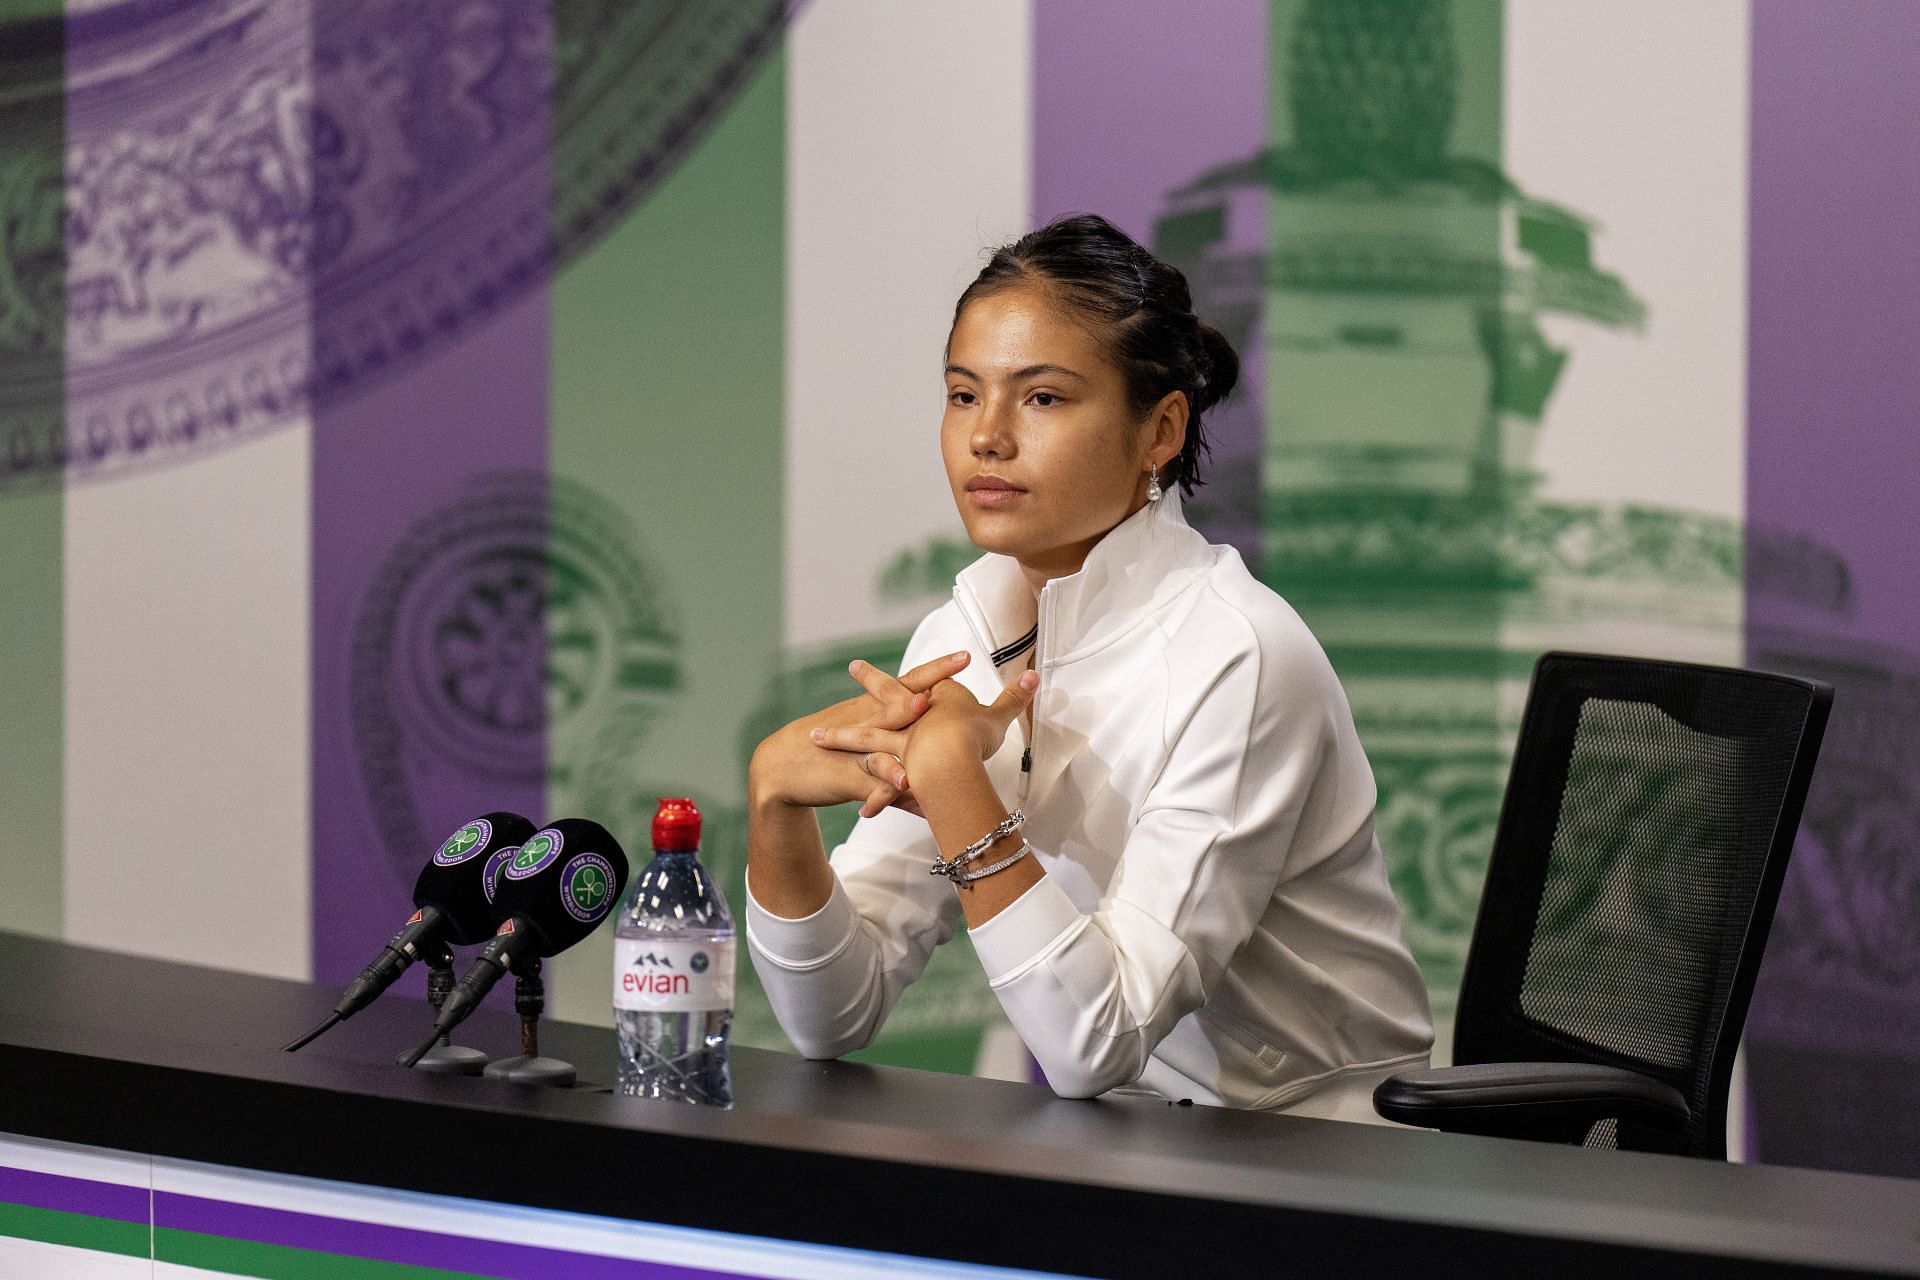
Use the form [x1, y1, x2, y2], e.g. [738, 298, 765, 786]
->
[412, 812, 539, 945]
[490, 817, 630, 955]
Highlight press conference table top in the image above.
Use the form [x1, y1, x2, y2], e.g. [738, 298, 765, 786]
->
[0, 931, 1916, 1279]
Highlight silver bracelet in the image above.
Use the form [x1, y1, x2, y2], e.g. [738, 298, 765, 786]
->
[929, 809, 1026, 885]
[963, 808, 1025, 862]
[955, 842, 1031, 888]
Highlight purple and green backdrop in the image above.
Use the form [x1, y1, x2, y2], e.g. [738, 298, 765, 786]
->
[0, 0, 1914, 1180]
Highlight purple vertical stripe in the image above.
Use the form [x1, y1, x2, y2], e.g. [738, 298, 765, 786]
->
[1748, 2, 1920, 638]
[1030, 0, 1267, 244]
[1030, 0, 1268, 562]
[155, 1191, 732, 1279]
[308, 5, 553, 985]
[310, 297, 551, 985]
[1745, 0, 1920, 1177]
[0, 1165, 148, 1226]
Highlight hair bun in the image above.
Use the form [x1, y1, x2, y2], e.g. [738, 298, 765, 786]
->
[1192, 320, 1240, 414]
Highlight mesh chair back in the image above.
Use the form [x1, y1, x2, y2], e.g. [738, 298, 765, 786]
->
[1453, 653, 1831, 1158]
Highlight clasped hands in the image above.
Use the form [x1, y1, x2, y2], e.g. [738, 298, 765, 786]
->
[750, 651, 1039, 821]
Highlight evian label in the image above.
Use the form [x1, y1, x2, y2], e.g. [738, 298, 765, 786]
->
[613, 937, 735, 1012]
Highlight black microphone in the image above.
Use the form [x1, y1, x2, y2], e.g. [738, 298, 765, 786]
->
[284, 812, 537, 1052]
[399, 818, 629, 1068]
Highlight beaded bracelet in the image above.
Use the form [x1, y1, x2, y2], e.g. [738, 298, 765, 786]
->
[929, 809, 1026, 885]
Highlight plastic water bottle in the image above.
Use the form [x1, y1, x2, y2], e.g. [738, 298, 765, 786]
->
[613, 797, 735, 1106]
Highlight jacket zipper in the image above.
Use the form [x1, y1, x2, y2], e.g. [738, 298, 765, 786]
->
[1018, 694, 1034, 802]
[953, 585, 1044, 804]
[1019, 589, 1052, 803]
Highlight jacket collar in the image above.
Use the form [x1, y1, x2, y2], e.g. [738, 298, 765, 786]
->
[952, 488, 1214, 675]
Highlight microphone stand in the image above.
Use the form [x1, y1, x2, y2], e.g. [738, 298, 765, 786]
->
[409, 947, 490, 1076]
[481, 956, 576, 1087]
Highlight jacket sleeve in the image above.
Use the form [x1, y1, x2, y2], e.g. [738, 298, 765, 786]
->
[744, 615, 965, 1060]
[967, 615, 1340, 1098]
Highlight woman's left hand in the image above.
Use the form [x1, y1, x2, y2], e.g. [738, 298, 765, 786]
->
[814, 669, 1039, 789]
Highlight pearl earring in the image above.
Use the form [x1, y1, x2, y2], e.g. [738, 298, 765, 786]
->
[1146, 466, 1163, 503]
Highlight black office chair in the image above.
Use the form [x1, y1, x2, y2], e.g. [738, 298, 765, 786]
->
[1374, 652, 1832, 1158]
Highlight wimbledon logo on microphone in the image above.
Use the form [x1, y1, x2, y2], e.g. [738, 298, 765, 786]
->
[561, 854, 616, 923]
[481, 847, 515, 904]
[504, 828, 563, 881]
[434, 819, 491, 866]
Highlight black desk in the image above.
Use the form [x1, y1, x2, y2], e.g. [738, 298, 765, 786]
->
[1, 931, 1916, 1278]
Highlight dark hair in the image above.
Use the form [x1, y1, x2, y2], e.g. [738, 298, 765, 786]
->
[951, 214, 1239, 496]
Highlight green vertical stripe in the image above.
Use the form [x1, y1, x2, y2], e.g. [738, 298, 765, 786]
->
[545, 50, 788, 1031]
[0, 6, 63, 940]
[155, 1227, 489, 1280]
[0, 1202, 147, 1258]
[0, 487, 61, 938]
[1264, 0, 1507, 1024]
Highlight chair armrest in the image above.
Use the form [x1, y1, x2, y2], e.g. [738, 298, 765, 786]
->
[1372, 1061, 1690, 1143]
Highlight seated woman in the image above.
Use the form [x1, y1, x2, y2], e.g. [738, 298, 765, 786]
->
[745, 215, 1432, 1119]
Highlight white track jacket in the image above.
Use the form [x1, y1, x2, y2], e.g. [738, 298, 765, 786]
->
[747, 491, 1434, 1118]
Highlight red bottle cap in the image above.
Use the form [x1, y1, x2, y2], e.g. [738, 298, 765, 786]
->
[651, 797, 702, 851]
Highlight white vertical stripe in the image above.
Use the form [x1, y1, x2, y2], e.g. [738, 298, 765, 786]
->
[1727, 1040, 1751, 1162]
[1505, 0, 1750, 525]
[1501, 3, 1750, 1155]
[63, 423, 311, 980]
[785, 0, 1033, 650]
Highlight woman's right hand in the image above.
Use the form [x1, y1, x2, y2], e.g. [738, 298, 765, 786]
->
[749, 650, 973, 820]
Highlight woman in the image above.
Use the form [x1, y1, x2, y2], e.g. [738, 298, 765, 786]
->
[745, 215, 1432, 1119]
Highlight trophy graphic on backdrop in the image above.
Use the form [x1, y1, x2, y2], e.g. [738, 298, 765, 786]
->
[1154, 0, 1675, 1021]
[1150, 4, 1920, 1147]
